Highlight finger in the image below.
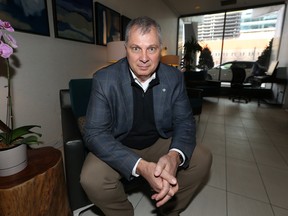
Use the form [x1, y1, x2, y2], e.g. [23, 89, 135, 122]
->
[159, 169, 177, 185]
[156, 194, 172, 207]
[154, 159, 166, 177]
[152, 180, 170, 201]
[167, 184, 178, 197]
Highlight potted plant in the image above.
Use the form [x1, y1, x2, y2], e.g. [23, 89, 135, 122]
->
[181, 36, 202, 72]
[0, 19, 41, 176]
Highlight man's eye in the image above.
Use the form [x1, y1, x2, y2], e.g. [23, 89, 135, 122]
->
[148, 47, 157, 53]
[131, 47, 140, 52]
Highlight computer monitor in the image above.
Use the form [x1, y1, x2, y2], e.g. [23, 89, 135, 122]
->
[265, 60, 279, 75]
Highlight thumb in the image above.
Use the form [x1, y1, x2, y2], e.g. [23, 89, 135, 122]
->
[154, 161, 164, 177]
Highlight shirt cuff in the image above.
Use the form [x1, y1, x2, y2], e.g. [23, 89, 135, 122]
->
[132, 158, 142, 177]
[169, 148, 185, 166]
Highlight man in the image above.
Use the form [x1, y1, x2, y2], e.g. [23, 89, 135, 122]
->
[81, 16, 212, 216]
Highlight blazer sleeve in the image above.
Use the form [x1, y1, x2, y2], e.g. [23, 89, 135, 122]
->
[83, 69, 140, 181]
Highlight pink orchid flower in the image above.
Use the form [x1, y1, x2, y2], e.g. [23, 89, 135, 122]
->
[0, 20, 17, 58]
[3, 33, 17, 49]
[0, 41, 13, 58]
[0, 20, 14, 32]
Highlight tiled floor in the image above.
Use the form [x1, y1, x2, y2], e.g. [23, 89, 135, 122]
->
[82, 97, 288, 216]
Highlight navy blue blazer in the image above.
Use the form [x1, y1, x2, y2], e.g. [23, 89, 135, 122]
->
[84, 58, 196, 180]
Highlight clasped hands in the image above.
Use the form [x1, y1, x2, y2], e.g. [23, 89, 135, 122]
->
[136, 151, 181, 207]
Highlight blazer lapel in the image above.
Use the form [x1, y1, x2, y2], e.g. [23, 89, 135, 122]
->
[119, 61, 134, 130]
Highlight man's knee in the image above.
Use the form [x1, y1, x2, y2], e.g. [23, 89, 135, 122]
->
[189, 144, 213, 180]
[80, 153, 121, 201]
[199, 145, 213, 174]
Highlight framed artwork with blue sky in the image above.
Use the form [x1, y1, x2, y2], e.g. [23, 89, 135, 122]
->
[52, 0, 94, 43]
[0, 0, 50, 36]
[95, 2, 121, 46]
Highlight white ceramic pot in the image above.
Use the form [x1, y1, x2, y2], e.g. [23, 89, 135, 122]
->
[0, 144, 28, 177]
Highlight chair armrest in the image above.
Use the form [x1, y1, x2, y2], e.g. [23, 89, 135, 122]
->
[64, 140, 91, 211]
[60, 89, 91, 211]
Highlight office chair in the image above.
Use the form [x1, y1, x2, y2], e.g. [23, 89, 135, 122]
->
[246, 60, 279, 85]
[229, 67, 250, 103]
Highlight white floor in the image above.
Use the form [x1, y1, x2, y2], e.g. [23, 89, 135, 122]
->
[81, 97, 288, 216]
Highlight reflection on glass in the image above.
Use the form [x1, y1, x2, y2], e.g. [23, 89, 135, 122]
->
[178, 3, 285, 82]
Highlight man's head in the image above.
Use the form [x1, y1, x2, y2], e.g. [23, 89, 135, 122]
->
[124, 16, 162, 82]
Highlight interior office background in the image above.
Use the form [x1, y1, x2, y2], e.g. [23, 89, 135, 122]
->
[0, 0, 287, 148]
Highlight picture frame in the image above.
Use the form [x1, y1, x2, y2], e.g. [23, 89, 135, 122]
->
[0, 0, 50, 36]
[121, 15, 131, 41]
[52, 0, 94, 43]
[95, 2, 121, 46]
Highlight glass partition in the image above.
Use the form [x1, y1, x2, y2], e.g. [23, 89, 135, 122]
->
[178, 3, 285, 82]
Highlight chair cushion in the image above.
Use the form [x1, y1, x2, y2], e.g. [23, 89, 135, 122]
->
[77, 116, 86, 136]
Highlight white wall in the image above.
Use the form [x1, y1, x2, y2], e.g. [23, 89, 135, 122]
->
[0, 0, 178, 148]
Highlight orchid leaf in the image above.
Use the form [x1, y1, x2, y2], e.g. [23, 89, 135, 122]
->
[0, 125, 41, 146]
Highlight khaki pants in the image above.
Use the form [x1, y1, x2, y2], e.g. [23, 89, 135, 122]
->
[80, 138, 212, 216]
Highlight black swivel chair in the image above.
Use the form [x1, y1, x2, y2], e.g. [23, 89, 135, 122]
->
[229, 67, 250, 103]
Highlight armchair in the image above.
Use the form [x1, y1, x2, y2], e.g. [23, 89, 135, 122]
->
[60, 87, 93, 216]
[60, 79, 146, 216]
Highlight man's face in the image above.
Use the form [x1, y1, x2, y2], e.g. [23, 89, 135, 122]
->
[125, 26, 161, 82]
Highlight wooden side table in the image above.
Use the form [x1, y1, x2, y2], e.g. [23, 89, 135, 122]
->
[0, 147, 71, 216]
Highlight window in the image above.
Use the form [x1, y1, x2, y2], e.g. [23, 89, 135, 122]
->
[178, 3, 285, 82]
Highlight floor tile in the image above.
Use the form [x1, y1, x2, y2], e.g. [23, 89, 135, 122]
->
[227, 192, 274, 216]
[181, 186, 226, 216]
[227, 158, 269, 202]
[207, 115, 225, 124]
[241, 119, 262, 129]
[276, 146, 288, 165]
[201, 133, 226, 156]
[250, 142, 288, 169]
[258, 165, 288, 209]
[128, 191, 145, 209]
[225, 125, 247, 140]
[226, 137, 255, 162]
[225, 116, 244, 127]
[133, 195, 156, 216]
[272, 206, 288, 216]
[207, 154, 226, 190]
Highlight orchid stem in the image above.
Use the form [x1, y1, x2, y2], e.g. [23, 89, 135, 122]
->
[5, 58, 14, 131]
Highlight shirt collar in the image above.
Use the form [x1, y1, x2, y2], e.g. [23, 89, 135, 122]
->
[130, 69, 156, 92]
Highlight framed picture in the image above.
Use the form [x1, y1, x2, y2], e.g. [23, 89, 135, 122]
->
[52, 0, 94, 43]
[121, 15, 131, 41]
[95, 2, 121, 46]
[0, 0, 50, 36]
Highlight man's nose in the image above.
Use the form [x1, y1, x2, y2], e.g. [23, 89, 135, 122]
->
[140, 50, 149, 63]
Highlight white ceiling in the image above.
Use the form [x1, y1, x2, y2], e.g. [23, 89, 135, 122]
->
[161, 0, 284, 16]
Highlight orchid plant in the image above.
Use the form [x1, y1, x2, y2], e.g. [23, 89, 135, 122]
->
[0, 19, 41, 148]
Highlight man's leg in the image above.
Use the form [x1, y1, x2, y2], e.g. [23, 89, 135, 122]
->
[80, 153, 134, 216]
